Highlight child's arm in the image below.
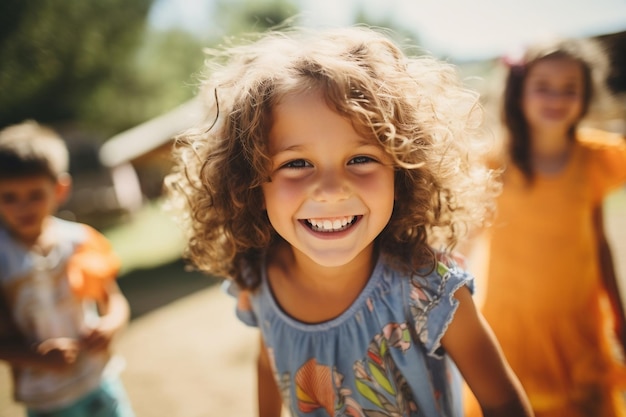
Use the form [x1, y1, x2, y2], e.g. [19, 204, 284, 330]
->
[80, 281, 130, 351]
[0, 337, 80, 371]
[441, 286, 534, 417]
[257, 335, 283, 417]
[0, 299, 79, 370]
[594, 205, 626, 353]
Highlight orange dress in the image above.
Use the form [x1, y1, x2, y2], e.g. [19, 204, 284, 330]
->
[465, 128, 626, 417]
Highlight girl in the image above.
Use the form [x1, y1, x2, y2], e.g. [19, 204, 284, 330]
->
[166, 26, 533, 417]
[464, 37, 626, 417]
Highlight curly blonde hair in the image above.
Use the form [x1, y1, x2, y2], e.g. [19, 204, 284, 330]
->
[165, 26, 499, 289]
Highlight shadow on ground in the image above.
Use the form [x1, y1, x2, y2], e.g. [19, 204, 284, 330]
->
[117, 258, 219, 320]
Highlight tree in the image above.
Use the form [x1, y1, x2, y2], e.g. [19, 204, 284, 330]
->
[83, 28, 206, 136]
[0, 0, 154, 135]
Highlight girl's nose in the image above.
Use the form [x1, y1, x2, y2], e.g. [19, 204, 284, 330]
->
[545, 89, 578, 101]
[312, 169, 350, 202]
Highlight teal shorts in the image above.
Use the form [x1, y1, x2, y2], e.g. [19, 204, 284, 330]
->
[27, 377, 135, 417]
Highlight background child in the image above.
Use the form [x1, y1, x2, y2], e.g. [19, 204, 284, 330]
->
[0, 121, 135, 417]
[166, 26, 533, 417]
[463, 37, 626, 417]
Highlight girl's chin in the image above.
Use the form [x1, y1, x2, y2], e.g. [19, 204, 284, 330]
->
[295, 243, 370, 269]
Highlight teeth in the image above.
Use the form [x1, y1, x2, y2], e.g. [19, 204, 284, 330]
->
[306, 216, 356, 232]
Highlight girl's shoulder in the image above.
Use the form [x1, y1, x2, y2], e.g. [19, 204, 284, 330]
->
[576, 127, 626, 191]
[577, 127, 625, 150]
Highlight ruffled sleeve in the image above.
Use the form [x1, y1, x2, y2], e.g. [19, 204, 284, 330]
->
[407, 258, 474, 358]
[222, 280, 259, 327]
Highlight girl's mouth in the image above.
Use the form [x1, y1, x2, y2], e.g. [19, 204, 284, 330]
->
[301, 215, 360, 232]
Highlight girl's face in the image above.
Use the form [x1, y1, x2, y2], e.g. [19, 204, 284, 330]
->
[521, 57, 585, 134]
[262, 91, 395, 268]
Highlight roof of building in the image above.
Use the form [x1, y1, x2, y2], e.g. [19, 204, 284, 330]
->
[99, 97, 205, 167]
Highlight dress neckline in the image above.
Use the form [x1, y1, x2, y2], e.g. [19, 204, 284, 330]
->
[260, 253, 387, 332]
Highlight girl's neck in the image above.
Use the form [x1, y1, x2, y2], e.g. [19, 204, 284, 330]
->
[529, 128, 572, 157]
[529, 128, 575, 175]
[266, 241, 377, 323]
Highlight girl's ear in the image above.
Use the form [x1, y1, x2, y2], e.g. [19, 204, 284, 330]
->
[55, 173, 72, 205]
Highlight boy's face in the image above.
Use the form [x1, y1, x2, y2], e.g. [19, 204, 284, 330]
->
[262, 91, 395, 268]
[0, 176, 67, 245]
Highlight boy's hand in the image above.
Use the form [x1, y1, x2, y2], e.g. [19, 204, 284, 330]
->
[80, 320, 116, 352]
[34, 337, 81, 370]
[79, 283, 130, 352]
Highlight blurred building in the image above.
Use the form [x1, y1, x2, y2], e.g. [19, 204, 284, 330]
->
[98, 97, 205, 202]
[55, 133, 142, 230]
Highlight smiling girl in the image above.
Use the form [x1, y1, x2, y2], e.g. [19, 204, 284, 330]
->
[166, 26, 533, 417]
[463, 37, 626, 417]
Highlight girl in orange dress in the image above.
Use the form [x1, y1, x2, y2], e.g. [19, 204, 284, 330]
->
[464, 37, 626, 417]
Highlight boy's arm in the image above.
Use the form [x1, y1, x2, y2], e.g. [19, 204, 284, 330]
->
[257, 335, 283, 417]
[441, 286, 534, 417]
[0, 337, 75, 370]
[0, 298, 78, 370]
[0, 294, 30, 366]
[81, 281, 130, 351]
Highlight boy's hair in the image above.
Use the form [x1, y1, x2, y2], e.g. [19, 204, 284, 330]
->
[0, 120, 69, 181]
[166, 26, 499, 289]
[502, 37, 611, 182]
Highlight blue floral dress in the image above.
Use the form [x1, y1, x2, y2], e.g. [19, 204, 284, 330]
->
[225, 253, 474, 417]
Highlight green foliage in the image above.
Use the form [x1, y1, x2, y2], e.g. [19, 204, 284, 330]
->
[214, 0, 300, 35]
[83, 28, 205, 135]
[0, 0, 154, 135]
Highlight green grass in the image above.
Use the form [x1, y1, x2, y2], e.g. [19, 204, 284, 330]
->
[102, 199, 186, 275]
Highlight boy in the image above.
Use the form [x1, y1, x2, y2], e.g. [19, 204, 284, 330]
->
[0, 121, 135, 417]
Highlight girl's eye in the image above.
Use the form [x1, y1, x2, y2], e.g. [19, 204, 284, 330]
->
[282, 159, 311, 169]
[348, 156, 375, 165]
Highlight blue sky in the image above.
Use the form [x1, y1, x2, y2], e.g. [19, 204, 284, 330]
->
[149, 0, 626, 60]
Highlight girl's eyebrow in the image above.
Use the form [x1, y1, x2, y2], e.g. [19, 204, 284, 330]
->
[270, 143, 304, 155]
[356, 139, 381, 148]
[270, 134, 379, 154]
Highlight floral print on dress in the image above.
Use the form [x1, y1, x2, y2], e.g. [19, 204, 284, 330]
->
[294, 358, 337, 414]
[409, 262, 451, 348]
[352, 323, 418, 416]
[286, 322, 421, 416]
[267, 348, 294, 414]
